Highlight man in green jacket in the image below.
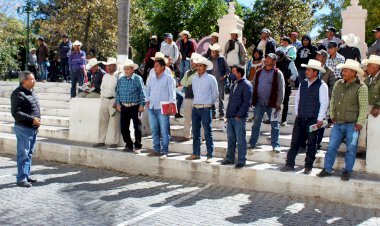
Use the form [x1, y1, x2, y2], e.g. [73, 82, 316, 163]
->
[318, 59, 368, 181]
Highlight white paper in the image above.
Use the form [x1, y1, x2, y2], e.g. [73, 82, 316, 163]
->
[271, 108, 280, 122]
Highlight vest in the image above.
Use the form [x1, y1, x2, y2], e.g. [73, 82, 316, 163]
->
[252, 68, 279, 108]
[364, 73, 380, 106]
[298, 78, 322, 119]
[333, 79, 365, 123]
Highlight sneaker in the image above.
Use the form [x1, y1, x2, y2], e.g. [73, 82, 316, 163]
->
[147, 152, 161, 157]
[186, 155, 200, 160]
[17, 181, 32, 188]
[93, 143, 105, 147]
[280, 165, 294, 172]
[133, 149, 141, 154]
[235, 163, 245, 168]
[221, 159, 234, 165]
[160, 154, 168, 160]
[123, 146, 133, 152]
[317, 169, 331, 177]
[341, 170, 350, 181]
[205, 157, 212, 163]
[109, 144, 118, 148]
[273, 147, 281, 153]
[303, 168, 312, 175]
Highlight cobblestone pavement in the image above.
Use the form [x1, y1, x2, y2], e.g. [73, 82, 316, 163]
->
[1, 154, 380, 226]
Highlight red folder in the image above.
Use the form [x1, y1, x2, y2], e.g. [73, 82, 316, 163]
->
[160, 101, 177, 115]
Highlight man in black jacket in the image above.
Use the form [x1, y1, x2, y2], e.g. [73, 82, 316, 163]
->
[11, 71, 41, 188]
[295, 35, 317, 82]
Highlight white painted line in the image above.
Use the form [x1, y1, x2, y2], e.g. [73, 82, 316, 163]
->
[116, 183, 212, 226]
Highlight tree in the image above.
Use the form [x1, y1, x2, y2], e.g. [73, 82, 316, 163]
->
[117, 0, 130, 60]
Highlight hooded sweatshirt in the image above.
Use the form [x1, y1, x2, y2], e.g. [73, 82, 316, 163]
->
[295, 35, 317, 69]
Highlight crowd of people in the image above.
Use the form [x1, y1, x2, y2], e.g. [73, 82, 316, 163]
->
[10, 25, 380, 187]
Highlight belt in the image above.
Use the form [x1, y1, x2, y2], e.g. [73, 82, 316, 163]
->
[193, 104, 212, 109]
[122, 103, 138, 107]
[103, 96, 115, 99]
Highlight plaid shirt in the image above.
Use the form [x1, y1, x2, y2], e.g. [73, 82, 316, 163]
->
[116, 73, 145, 106]
[326, 53, 345, 79]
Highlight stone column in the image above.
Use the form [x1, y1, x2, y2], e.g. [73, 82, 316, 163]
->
[341, 0, 368, 59]
[217, 2, 244, 56]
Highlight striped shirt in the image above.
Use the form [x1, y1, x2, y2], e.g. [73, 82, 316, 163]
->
[116, 73, 145, 106]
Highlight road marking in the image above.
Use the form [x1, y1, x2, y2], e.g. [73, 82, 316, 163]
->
[116, 183, 212, 226]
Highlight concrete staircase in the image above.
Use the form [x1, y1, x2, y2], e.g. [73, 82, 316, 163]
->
[0, 81, 378, 209]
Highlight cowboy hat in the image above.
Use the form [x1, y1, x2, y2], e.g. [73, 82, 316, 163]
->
[150, 52, 168, 64]
[261, 28, 271, 34]
[102, 57, 117, 65]
[179, 30, 191, 38]
[122, 59, 139, 70]
[301, 59, 326, 73]
[342, 33, 360, 47]
[209, 43, 221, 51]
[195, 57, 213, 70]
[85, 58, 100, 70]
[372, 26, 380, 33]
[337, 59, 364, 76]
[210, 32, 219, 37]
[230, 29, 240, 35]
[362, 55, 380, 66]
[190, 52, 201, 61]
[73, 40, 82, 46]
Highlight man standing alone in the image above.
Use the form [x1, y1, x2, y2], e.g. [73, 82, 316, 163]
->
[69, 40, 86, 98]
[11, 71, 40, 187]
[59, 34, 72, 82]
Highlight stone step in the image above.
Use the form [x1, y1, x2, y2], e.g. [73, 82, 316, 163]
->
[0, 132, 377, 209]
[0, 81, 71, 88]
[0, 112, 69, 128]
[0, 122, 69, 140]
[0, 105, 69, 117]
[0, 91, 71, 101]
[0, 85, 70, 94]
[141, 136, 351, 170]
[0, 97, 70, 109]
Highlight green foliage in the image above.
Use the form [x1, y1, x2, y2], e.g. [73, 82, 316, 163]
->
[0, 13, 24, 76]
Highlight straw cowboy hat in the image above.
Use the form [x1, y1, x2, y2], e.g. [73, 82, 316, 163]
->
[73, 40, 82, 46]
[85, 58, 100, 70]
[342, 33, 360, 47]
[150, 52, 168, 64]
[230, 29, 240, 35]
[362, 55, 380, 66]
[102, 57, 118, 65]
[337, 59, 364, 76]
[122, 59, 139, 70]
[195, 57, 213, 70]
[190, 52, 202, 61]
[209, 43, 221, 51]
[210, 32, 219, 37]
[301, 59, 326, 73]
[179, 30, 191, 38]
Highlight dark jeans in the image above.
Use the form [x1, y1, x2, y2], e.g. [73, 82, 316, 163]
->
[226, 117, 247, 164]
[61, 57, 70, 81]
[120, 105, 142, 149]
[317, 128, 324, 147]
[192, 107, 214, 157]
[286, 117, 318, 168]
[281, 85, 292, 123]
[70, 69, 85, 97]
[176, 92, 183, 114]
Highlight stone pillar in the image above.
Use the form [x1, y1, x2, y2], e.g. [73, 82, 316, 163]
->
[341, 0, 368, 59]
[217, 2, 244, 56]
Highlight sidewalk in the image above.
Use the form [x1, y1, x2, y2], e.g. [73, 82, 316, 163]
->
[1, 154, 379, 226]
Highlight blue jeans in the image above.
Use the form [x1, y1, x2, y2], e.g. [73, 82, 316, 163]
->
[70, 69, 85, 97]
[148, 109, 170, 154]
[180, 60, 191, 80]
[226, 117, 247, 164]
[39, 61, 49, 81]
[324, 123, 358, 173]
[14, 124, 37, 183]
[249, 104, 280, 149]
[192, 108, 214, 157]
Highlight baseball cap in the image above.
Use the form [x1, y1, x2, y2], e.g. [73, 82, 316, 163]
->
[316, 50, 328, 57]
[261, 28, 271, 34]
[265, 53, 278, 61]
[325, 27, 337, 33]
[165, 33, 173, 39]
[372, 26, 380, 33]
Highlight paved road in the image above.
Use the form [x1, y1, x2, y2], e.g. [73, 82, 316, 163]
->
[0, 154, 379, 226]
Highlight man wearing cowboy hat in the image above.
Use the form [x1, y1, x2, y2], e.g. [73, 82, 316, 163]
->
[116, 59, 145, 153]
[280, 59, 329, 174]
[208, 43, 231, 120]
[78, 58, 105, 98]
[146, 52, 172, 85]
[186, 57, 218, 163]
[59, 34, 72, 82]
[339, 33, 361, 63]
[146, 55, 176, 159]
[204, 32, 219, 59]
[357, 55, 380, 151]
[69, 40, 86, 97]
[249, 53, 285, 153]
[37, 37, 49, 82]
[256, 28, 276, 55]
[179, 30, 196, 79]
[367, 26, 380, 57]
[322, 27, 341, 50]
[28, 48, 38, 77]
[318, 59, 368, 181]
[224, 29, 247, 67]
[93, 57, 121, 148]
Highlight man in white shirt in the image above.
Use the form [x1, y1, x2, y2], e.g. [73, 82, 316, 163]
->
[93, 57, 121, 148]
[280, 59, 329, 174]
[224, 29, 247, 67]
